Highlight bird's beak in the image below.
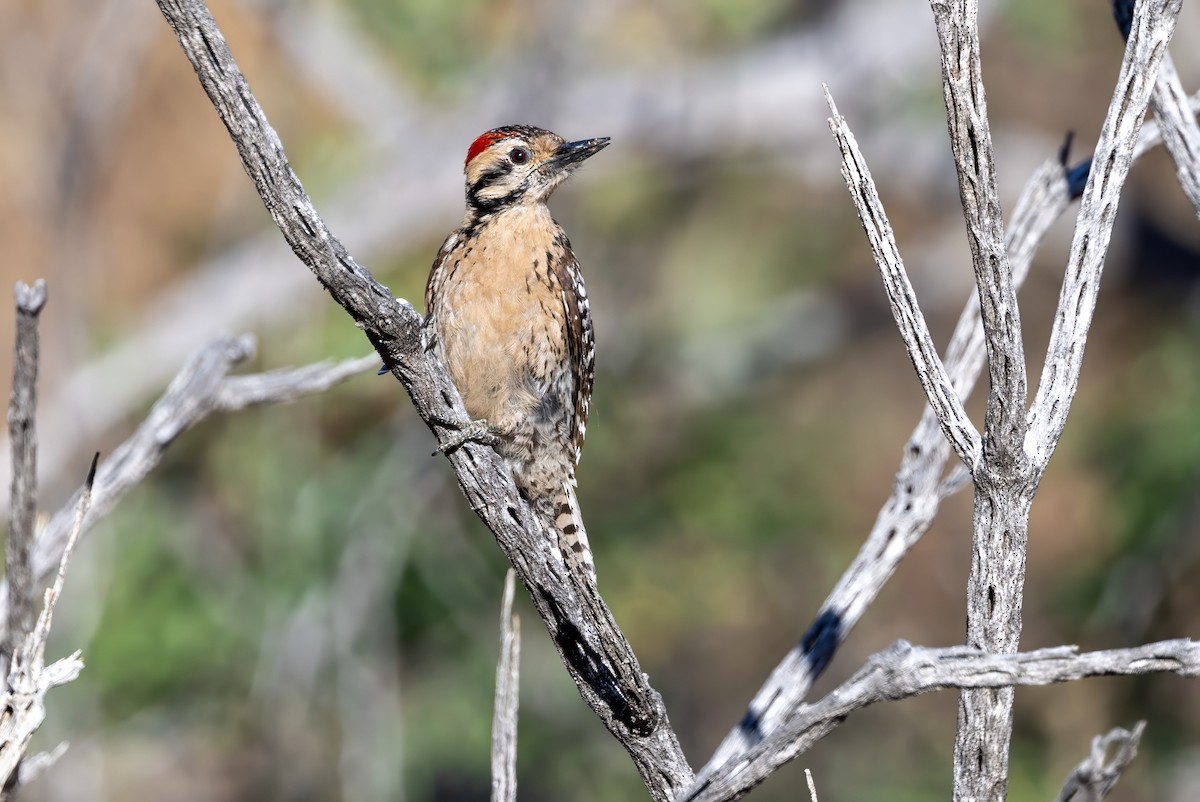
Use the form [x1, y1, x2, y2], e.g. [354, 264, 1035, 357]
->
[547, 137, 610, 172]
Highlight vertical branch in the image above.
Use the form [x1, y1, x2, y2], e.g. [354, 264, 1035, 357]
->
[950, 0, 1183, 798]
[6, 280, 48, 667]
[929, 0, 1029, 466]
[929, 2, 1039, 789]
[491, 570, 520, 802]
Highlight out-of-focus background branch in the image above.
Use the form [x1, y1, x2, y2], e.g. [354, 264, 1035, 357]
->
[1, 0, 1198, 800]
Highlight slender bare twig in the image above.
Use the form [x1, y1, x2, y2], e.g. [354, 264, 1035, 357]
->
[805, 769, 819, 802]
[1054, 722, 1145, 802]
[5, 280, 48, 667]
[491, 570, 520, 802]
[683, 640, 1197, 802]
[695, 96, 1200, 783]
[824, 86, 981, 468]
[1111, 0, 1200, 215]
[1133, 91, 1200, 160]
[1147, 56, 1200, 216]
[153, 2, 692, 797]
[0, 455, 95, 796]
[1026, 0, 1181, 470]
[0, 339, 377, 645]
[929, 0, 1028, 466]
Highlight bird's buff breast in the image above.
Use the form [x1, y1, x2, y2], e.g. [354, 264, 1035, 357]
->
[431, 210, 568, 431]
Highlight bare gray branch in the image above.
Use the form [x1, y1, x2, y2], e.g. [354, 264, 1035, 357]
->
[696, 97, 1199, 780]
[824, 86, 982, 469]
[0, 456, 94, 797]
[1026, 0, 1182, 469]
[6, 280, 48, 666]
[1148, 55, 1200, 216]
[946, 0, 1182, 795]
[491, 570, 520, 802]
[686, 641, 1197, 802]
[1054, 722, 1145, 802]
[0, 338, 375, 645]
[928, 0, 1028, 467]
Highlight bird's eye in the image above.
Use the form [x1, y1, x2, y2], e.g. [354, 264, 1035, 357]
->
[509, 147, 531, 165]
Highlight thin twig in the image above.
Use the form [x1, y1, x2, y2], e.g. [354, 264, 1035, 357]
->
[1111, 0, 1200, 215]
[1026, 0, 1182, 469]
[684, 640, 1197, 802]
[31, 454, 98, 673]
[1147, 56, 1200, 216]
[823, 86, 981, 469]
[1054, 722, 1145, 802]
[805, 769, 819, 802]
[0, 339, 376, 645]
[153, 3, 694, 797]
[5, 280, 48, 667]
[0, 456, 96, 795]
[491, 570, 520, 802]
[928, 0, 1028, 468]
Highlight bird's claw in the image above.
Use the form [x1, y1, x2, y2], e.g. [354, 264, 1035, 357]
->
[435, 418, 500, 455]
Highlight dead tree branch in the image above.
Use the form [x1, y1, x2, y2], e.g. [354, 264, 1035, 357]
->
[824, 87, 981, 468]
[1026, 0, 1182, 469]
[1110, 0, 1200, 215]
[0, 339, 376, 645]
[152, 1, 693, 797]
[5, 281, 48, 669]
[491, 570, 520, 802]
[0, 456, 95, 797]
[1054, 722, 1145, 802]
[684, 641, 1196, 802]
[697, 101, 1194, 778]
[928, 0, 1182, 796]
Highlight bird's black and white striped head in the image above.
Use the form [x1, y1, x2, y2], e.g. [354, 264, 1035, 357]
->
[463, 125, 609, 217]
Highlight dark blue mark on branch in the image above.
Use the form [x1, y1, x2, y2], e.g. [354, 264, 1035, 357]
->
[799, 609, 844, 679]
[1111, 0, 1135, 41]
[738, 707, 763, 745]
[1059, 131, 1092, 201]
[1066, 159, 1093, 201]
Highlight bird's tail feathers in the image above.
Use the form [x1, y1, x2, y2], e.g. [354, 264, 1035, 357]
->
[554, 481, 595, 579]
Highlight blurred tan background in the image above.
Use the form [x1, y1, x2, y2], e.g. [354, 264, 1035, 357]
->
[2, 0, 1200, 799]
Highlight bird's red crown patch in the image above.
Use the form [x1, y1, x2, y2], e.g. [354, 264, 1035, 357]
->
[465, 131, 506, 167]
